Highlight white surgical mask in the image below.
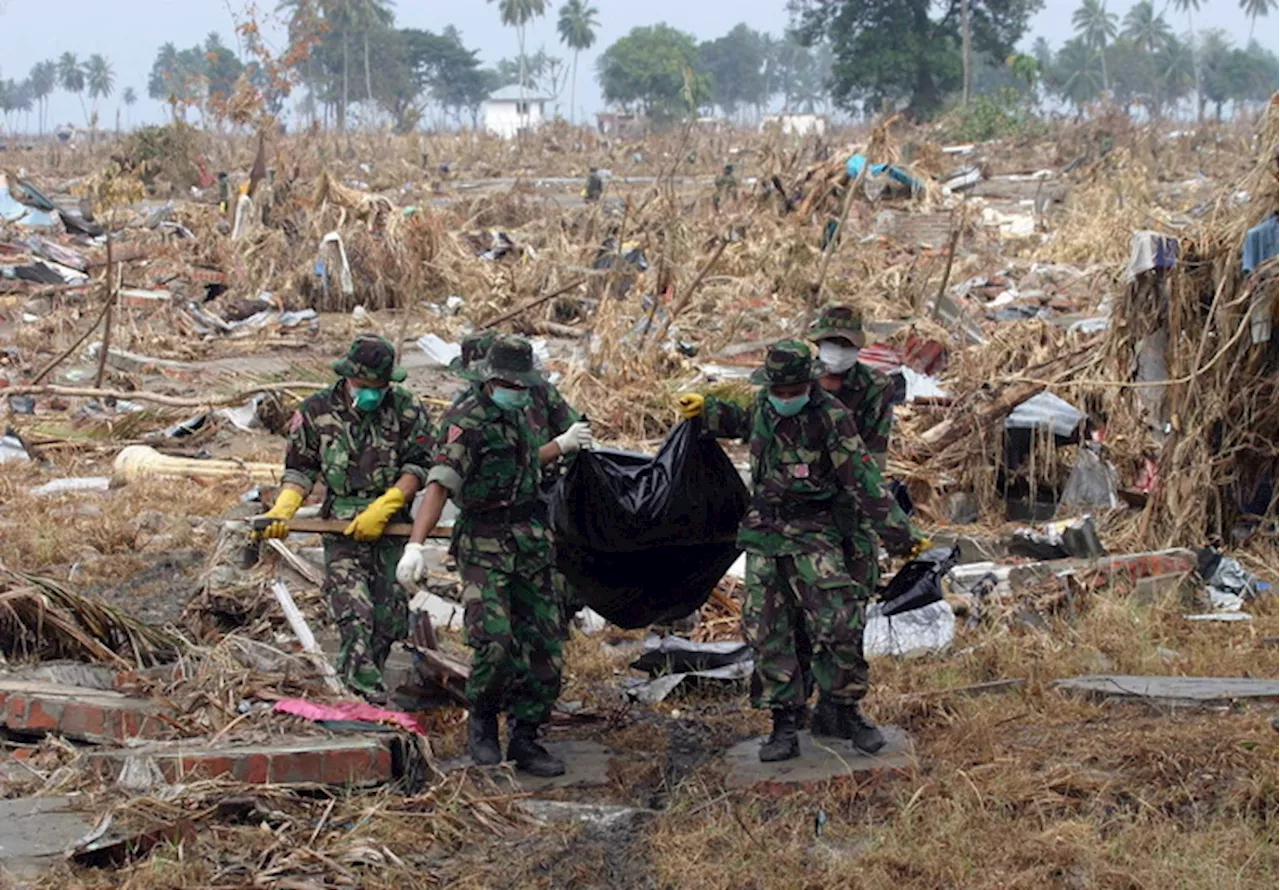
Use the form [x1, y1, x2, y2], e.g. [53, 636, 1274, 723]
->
[818, 341, 860, 374]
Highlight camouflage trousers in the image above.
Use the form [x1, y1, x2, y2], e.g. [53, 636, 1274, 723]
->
[552, 568, 583, 640]
[743, 547, 869, 709]
[461, 560, 564, 723]
[322, 535, 409, 697]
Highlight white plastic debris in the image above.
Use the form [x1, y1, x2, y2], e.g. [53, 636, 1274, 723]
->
[0, 433, 30, 463]
[408, 590, 464, 631]
[319, 231, 355, 296]
[1006, 392, 1085, 438]
[863, 599, 955, 658]
[29, 476, 111, 496]
[231, 193, 255, 240]
[417, 333, 462, 368]
[900, 367, 949, 401]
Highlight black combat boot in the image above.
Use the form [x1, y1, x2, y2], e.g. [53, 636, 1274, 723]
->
[842, 702, 886, 754]
[506, 720, 566, 777]
[809, 694, 842, 738]
[467, 708, 502, 766]
[758, 708, 801, 762]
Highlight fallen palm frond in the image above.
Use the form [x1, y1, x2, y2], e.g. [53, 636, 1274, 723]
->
[0, 569, 185, 667]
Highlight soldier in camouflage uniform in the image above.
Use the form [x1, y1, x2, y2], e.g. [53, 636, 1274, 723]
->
[676, 340, 922, 761]
[258, 334, 433, 700]
[713, 163, 738, 211]
[397, 336, 591, 776]
[447, 330, 586, 633]
[804, 305, 910, 735]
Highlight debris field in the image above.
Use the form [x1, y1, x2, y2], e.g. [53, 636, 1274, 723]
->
[0, 104, 1276, 889]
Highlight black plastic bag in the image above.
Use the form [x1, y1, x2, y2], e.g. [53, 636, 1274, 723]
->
[550, 419, 749, 628]
[876, 545, 960, 616]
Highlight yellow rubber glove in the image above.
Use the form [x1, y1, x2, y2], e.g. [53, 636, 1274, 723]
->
[677, 393, 705, 419]
[910, 537, 934, 560]
[344, 487, 407, 542]
[258, 488, 304, 540]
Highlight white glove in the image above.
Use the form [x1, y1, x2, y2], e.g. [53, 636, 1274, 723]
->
[396, 542, 427, 588]
[553, 421, 593, 455]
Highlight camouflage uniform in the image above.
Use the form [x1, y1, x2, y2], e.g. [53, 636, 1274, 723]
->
[584, 168, 604, 202]
[449, 331, 583, 632]
[701, 342, 918, 710]
[809, 305, 896, 593]
[713, 164, 738, 211]
[429, 342, 563, 723]
[282, 336, 433, 695]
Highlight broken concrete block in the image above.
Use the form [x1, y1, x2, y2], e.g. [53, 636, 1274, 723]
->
[724, 727, 911, 789]
[0, 796, 96, 880]
[88, 736, 397, 786]
[0, 681, 171, 744]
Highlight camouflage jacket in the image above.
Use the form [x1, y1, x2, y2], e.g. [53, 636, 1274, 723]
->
[829, 362, 894, 465]
[447, 382, 580, 492]
[702, 387, 917, 557]
[282, 382, 433, 519]
[427, 391, 551, 571]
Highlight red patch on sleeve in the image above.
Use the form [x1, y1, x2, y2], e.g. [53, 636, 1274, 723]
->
[446, 424, 464, 444]
[288, 410, 304, 433]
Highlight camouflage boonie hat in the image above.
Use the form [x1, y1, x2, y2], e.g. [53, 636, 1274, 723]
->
[749, 339, 822, 386]
[807, 305, 867, 347]
[332, 334, 406, 383]
[450, 330, 496, 377]
[474, 334, 544, 388]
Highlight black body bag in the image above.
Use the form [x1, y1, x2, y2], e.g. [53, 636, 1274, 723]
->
[549, 419, 749, 628]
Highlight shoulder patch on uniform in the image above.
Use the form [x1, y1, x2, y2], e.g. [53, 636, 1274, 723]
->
[446, 424, 464, 444]
[288, 410, 304, 433]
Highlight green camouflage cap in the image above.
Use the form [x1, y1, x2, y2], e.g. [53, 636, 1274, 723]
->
[473, 334, 544, 388]
[807, 304, 867, 347]
[450, 330, 496, 378]
[749, 339, 822, 386]
[332, 334, 407, 383]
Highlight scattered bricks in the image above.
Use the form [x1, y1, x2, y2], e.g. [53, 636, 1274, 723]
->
[89, 737, 397, 788]
[0, 681, 170, 744]
[23, 698, 64, 732]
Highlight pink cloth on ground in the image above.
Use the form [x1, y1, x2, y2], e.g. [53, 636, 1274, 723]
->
[273, 698, 427, 735]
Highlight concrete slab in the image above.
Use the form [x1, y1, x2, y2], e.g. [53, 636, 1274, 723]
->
[0, 796, 94, 879]
[725, 727, 912, 789]
[442, 739, 614, 792]
[1056, 675, 1280, 708]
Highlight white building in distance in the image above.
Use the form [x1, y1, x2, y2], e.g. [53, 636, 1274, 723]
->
[760, 113, 828, 138]
[482, 85, 551, 139]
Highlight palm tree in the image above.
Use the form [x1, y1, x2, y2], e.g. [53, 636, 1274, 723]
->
[556, 0, 598, 124]
[85, 54, 115, 125]
[490, 0, 548, 129]
[351, 0, 394, 106]
[276, 0, 326, 126]
[1054, 36, 1105, 115]
[1121, 1, 1172, 54]
[1072, 0, 1118, 92]
[28, 60, 56, 135]
[316, 0, 356, 130]
[1153, 36, 1194, 116]
[122, 86, 137, 129]
[1238, 0, 1276, 40]
[58, 52, 88, 124]
[1169, 0, 1204, 119]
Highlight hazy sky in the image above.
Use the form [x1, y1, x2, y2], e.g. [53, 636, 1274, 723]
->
[1, 0, 1275, 129]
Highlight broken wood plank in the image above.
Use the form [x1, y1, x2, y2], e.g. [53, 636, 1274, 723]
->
[1055, 675, 1279, 708]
